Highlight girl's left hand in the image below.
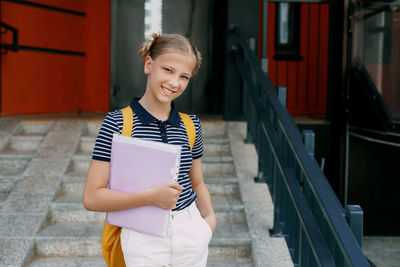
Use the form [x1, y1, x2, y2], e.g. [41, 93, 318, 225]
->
[204, 215, 217, 233]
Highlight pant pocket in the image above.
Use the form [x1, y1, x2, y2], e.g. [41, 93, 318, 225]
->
[199, 215, 213, 239]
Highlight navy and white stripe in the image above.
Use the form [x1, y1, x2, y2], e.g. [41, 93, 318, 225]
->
[92, 98, 203, 211]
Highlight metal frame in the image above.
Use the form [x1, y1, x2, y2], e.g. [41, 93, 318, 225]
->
[273, 2, 302, 61]
[231, 25, 369, 266]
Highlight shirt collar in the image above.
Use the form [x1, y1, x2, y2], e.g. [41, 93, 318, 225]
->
[129, 98, 181, 127]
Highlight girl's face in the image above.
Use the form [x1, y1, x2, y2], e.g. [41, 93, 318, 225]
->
[144, 52, 196, 105]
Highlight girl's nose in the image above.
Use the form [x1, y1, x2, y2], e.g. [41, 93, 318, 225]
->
[168, 75, 179, 88]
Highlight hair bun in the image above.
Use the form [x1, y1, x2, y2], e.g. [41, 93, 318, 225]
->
[138, 33, 161, 62]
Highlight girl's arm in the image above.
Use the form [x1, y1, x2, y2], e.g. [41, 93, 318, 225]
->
[190, 158, 216, 232]
[83, 159, 183, 212]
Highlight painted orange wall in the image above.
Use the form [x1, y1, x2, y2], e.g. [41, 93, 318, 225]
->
[84, 0, 110, 112]
[1, 0, 110, 115]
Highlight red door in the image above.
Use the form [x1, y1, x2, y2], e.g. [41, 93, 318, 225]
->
[1, 0, 110, 115]
[260, 2, 330, 116]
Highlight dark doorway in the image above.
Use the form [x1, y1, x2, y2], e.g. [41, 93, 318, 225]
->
[110, 0, 216, 114]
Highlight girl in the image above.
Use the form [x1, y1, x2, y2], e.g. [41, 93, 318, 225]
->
[83, 33, 216, 266]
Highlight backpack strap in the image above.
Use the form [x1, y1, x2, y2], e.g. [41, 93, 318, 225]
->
[179, 112, 196, 151]
[121, 106, 133, 137]
[102, 106, 133, 267]
[120, 106, 196, 151]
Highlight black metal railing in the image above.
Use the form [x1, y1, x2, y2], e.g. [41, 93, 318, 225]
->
[231, 26, 369, 266]
[0, 22, 85, 56]
[0, 21, 19, 53]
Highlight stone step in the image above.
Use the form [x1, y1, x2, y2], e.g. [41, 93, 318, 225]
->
[83, 122, 102, 137]
[203, 136, 231, 153]
[49, 194, 245, 225]
[75, 134, 231, 156]
[207, 258, 253, 267]
[202, 122, 227, 138]
[0, 136, 43, 155]
[59, 174, 239, 195]
[75, 136, 96, 154]
[27, 256, 253, 267]
[64, 154, 235, 177]
[0, 158, 31, 177]
[0, 120, 20, 150]
[78, 120, 227, 138]
[34, 222, 252, 259]
[15, 121, 53, 136]
[26, 256, 107, 267]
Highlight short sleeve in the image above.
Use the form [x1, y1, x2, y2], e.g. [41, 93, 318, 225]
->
[190, 115, 203, 159]
[92, 111, 121, 162]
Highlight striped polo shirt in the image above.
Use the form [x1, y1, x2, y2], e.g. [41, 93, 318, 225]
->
[92, 98, 203, 211]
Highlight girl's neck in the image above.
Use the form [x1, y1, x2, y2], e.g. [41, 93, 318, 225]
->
[139, 93, 171, 121]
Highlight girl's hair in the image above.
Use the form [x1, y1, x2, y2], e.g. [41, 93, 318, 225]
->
[138, 33, 202, 75]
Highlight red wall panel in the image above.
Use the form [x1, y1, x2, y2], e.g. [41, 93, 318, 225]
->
[266, 3, 330, 116]
[2, 51, 85, 114]
[267, 3, 277, 85]
[297, 3, 309, 111]
[1, 2, 85, 52]
[1, 0, 110, 115]
[308, 4, 320, 110]
[318, 4, 330, 111]
[84, 0, 110, 112]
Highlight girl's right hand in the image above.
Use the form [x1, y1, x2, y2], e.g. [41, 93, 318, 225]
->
[148, 182, 184, 210]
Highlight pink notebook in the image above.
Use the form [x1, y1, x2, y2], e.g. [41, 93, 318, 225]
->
[106, 133, 181, 237]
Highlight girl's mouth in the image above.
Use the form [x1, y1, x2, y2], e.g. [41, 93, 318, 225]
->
[161, 86, 176, 95]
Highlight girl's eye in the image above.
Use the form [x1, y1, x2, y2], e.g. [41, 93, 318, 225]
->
[181, 75, 190, 80]
[164, 68, 172, 73]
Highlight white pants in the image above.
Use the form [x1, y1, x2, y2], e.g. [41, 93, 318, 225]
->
[120, 202, 212, 266]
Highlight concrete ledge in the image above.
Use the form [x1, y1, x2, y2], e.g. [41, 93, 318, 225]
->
[227, 122, 294, 267]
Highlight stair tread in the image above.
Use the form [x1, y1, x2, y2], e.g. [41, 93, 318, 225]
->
[27, 256, 253, 267]
[69, 153, 234, 163]
[53, 193, 244, 210]
[36, 222, 251, 244]
[27, 257, 107, 267]
[61, 175, 239, 184]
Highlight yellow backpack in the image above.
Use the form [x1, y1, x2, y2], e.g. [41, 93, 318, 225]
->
[101, 106, 196, 267]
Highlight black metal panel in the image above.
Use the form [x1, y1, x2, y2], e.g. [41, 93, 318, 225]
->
[231, 25, 370, 266]
[348, 59, 393, 131]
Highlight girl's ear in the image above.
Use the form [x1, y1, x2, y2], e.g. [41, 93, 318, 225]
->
[144, 56, 152, 74]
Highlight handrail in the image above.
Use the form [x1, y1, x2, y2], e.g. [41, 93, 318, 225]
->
[0, 22, 19, 52]
[231, 25, 370, 266]
[0, 21, 85, 56]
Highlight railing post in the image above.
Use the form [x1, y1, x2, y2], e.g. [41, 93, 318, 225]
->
[302, 130, 315, 157]
[345, 205, 364, 248]
[261, 58, 268, 73]
[277, 86, 287, 107]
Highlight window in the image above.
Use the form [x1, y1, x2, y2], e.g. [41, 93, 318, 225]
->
[274, 2, 302, 60]
[144, 0, 162, 39]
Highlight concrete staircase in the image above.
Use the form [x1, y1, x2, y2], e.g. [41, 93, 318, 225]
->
[7, 120, 254, 266]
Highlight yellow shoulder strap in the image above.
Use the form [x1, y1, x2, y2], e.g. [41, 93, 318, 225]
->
[121, 106, 133, 137]
[102, 106, 133, 267]
[120, 107, 195, 149]
[179, 112, 196, 151]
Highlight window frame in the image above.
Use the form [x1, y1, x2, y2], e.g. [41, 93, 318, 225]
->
[273, 2, 302, 61]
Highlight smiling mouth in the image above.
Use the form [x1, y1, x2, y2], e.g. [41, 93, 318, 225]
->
[161, 86, 176, 95]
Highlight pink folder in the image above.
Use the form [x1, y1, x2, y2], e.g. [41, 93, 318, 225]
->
[106, 133, 181, 237]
